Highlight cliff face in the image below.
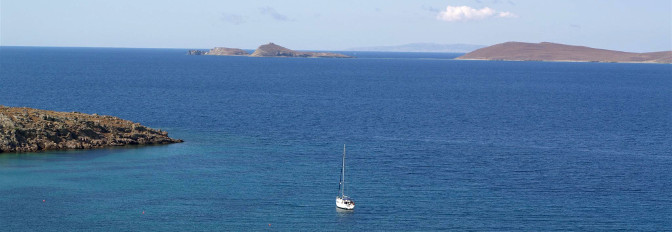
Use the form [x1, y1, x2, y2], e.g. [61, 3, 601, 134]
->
[0, 106, 183, 153]
[456, 42, 672, 63]
[250, 43, 352, 58]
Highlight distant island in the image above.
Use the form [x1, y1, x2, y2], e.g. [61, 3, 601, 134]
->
[0, 106, 183, 153]
[188, 47, 249, 56]
[456, 42, 672, 64]
[189, 43, 352, 58]
[348, 43, 485, 53]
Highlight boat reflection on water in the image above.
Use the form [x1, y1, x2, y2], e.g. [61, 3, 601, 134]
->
[336, 206, 355, 221]
[336, 207, 355, 215]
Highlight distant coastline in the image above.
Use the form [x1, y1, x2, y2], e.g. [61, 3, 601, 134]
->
[456, 42, 672, 64]
[189, 43, 352, 58]
[347, 43, 485, 53]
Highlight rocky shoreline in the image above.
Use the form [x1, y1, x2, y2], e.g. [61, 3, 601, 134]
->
[0, 106, 183, 153]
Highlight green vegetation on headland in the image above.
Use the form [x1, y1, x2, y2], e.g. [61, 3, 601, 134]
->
[0, 106, 183, 153]
[188, 43, 352, 58]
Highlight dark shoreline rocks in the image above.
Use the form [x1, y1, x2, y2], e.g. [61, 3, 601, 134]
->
[188, 50, 206, 55]
[0, 106, 183, 153]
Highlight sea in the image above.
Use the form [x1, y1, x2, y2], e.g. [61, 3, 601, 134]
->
[0, 47, 670, 231]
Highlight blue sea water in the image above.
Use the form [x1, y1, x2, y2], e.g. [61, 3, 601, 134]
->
[0, 46, 671, 231]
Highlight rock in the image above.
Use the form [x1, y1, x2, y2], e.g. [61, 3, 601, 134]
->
[188, 50, 206, 55]
[0, 106, 183, 153]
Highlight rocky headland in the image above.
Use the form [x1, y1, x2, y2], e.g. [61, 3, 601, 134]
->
[187, 47, 249, 56]
[250, 43, 352, 58]
[456, 42, 672, 64]
[0, 106, 183, 153]
[188, 43, 352, 58]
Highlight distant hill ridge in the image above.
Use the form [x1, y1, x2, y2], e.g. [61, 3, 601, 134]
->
[348, 43, 485, 53]
[456, 42, 672, 63]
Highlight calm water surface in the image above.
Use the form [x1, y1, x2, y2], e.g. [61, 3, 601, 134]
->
[0, 47, 671, 231]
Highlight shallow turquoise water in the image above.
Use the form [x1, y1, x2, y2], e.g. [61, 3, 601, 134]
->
[0, 47, 671, 230]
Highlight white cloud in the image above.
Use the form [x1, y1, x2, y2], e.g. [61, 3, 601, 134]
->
[437, 5, 517, 22]
[498, 11, 517, 18]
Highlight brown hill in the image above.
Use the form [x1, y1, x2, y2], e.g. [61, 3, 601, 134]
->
[0, 106, 182, 153]
[456, 42, 672, 63]
[250, 43, 352, 58]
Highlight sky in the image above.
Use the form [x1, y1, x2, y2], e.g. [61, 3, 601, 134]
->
[1, 0, 671, 52]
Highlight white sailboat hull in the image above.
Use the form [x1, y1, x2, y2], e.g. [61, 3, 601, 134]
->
[336, 197, 355, 210]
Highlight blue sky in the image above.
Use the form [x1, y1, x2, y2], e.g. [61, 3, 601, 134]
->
[1, 0, 670, 52]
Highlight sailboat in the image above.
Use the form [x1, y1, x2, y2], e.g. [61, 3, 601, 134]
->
[336, 144, 355, 210]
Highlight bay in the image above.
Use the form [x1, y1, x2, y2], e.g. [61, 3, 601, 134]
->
[0, 47, 670, 231]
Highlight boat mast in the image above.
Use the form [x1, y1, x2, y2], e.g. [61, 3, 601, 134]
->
[342, 144, 346, 197]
